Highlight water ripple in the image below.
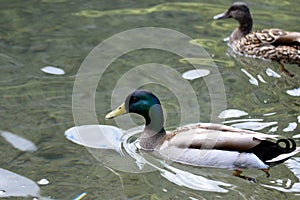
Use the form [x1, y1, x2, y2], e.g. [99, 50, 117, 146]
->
[65, 125, 231, 193]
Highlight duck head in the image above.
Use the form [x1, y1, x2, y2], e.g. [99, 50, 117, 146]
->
[214, 2, 253, 40]
[214, 2, 251, 21]
[105, 90, 165, 133]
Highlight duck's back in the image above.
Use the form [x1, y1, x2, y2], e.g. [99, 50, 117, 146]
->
[230, 29, 300, 65]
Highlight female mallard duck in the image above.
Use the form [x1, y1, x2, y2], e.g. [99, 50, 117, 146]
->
[106, 90, 300, 181]
[214, 2, 300, 76]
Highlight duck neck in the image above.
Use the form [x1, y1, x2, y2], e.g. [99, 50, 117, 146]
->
[238, 14, 253, 36]
[140, 104, 166, 150]
[231, 15, 253, 43]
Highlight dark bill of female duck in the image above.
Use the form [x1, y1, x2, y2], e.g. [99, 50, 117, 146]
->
[105, 90, 300, 182]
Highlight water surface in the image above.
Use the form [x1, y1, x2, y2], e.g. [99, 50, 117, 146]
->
[0, 0, 299, 199]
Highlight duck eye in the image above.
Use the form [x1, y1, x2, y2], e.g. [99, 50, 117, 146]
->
[131, 97, 139, 103]
[230, 6, 236, 11]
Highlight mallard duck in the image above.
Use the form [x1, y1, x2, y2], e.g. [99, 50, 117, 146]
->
[105, 90, 300, 182]
[214, 2, 300, 76]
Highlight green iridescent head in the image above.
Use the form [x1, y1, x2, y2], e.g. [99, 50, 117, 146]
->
[106, 90, 164, 129]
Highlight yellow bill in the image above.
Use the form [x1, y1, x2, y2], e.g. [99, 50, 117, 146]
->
[105, 103, 127, 119]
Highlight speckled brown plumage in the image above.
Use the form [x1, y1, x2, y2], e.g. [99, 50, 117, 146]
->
[214, 2, 300, 75]
[233, 29, 300, 65]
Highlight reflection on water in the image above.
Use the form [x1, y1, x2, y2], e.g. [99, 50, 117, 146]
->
[231, 121, 278, 131]
[65, 125, 124, 154]
[0, 168, 41, 198]
[64, 123, 300, 197]
[0, 53, 23, 69]
[219, 109, 280, 131]
[182, 69, 210, 80]
[287, 87, 300, 97]
[73, 2, 209, 18]
[158, 162, 230, 193]
[40, 66, 65, 75]
[266, 68, 281, 78]
[65, 125, 231, 193]
[283, 122, 298, 132]
[262, 157, 300, 195]
[0, 130, 37, 152]
[241, 68, 259, 86]
[218, 109, 248, 119]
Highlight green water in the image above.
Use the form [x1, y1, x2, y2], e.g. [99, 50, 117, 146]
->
[0, 0, 299, 199]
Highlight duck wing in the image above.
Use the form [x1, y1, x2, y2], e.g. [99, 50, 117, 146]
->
[162, 123, 279, 151]
[255, 29, 300, 45]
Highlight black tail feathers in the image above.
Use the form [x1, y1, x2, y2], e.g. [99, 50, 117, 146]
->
[276, 138, 296, 152]
[247, 138, 297, 165]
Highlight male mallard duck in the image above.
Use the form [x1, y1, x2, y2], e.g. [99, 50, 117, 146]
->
[214, 2, 300, 76]
[106, 90, 300, 181]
